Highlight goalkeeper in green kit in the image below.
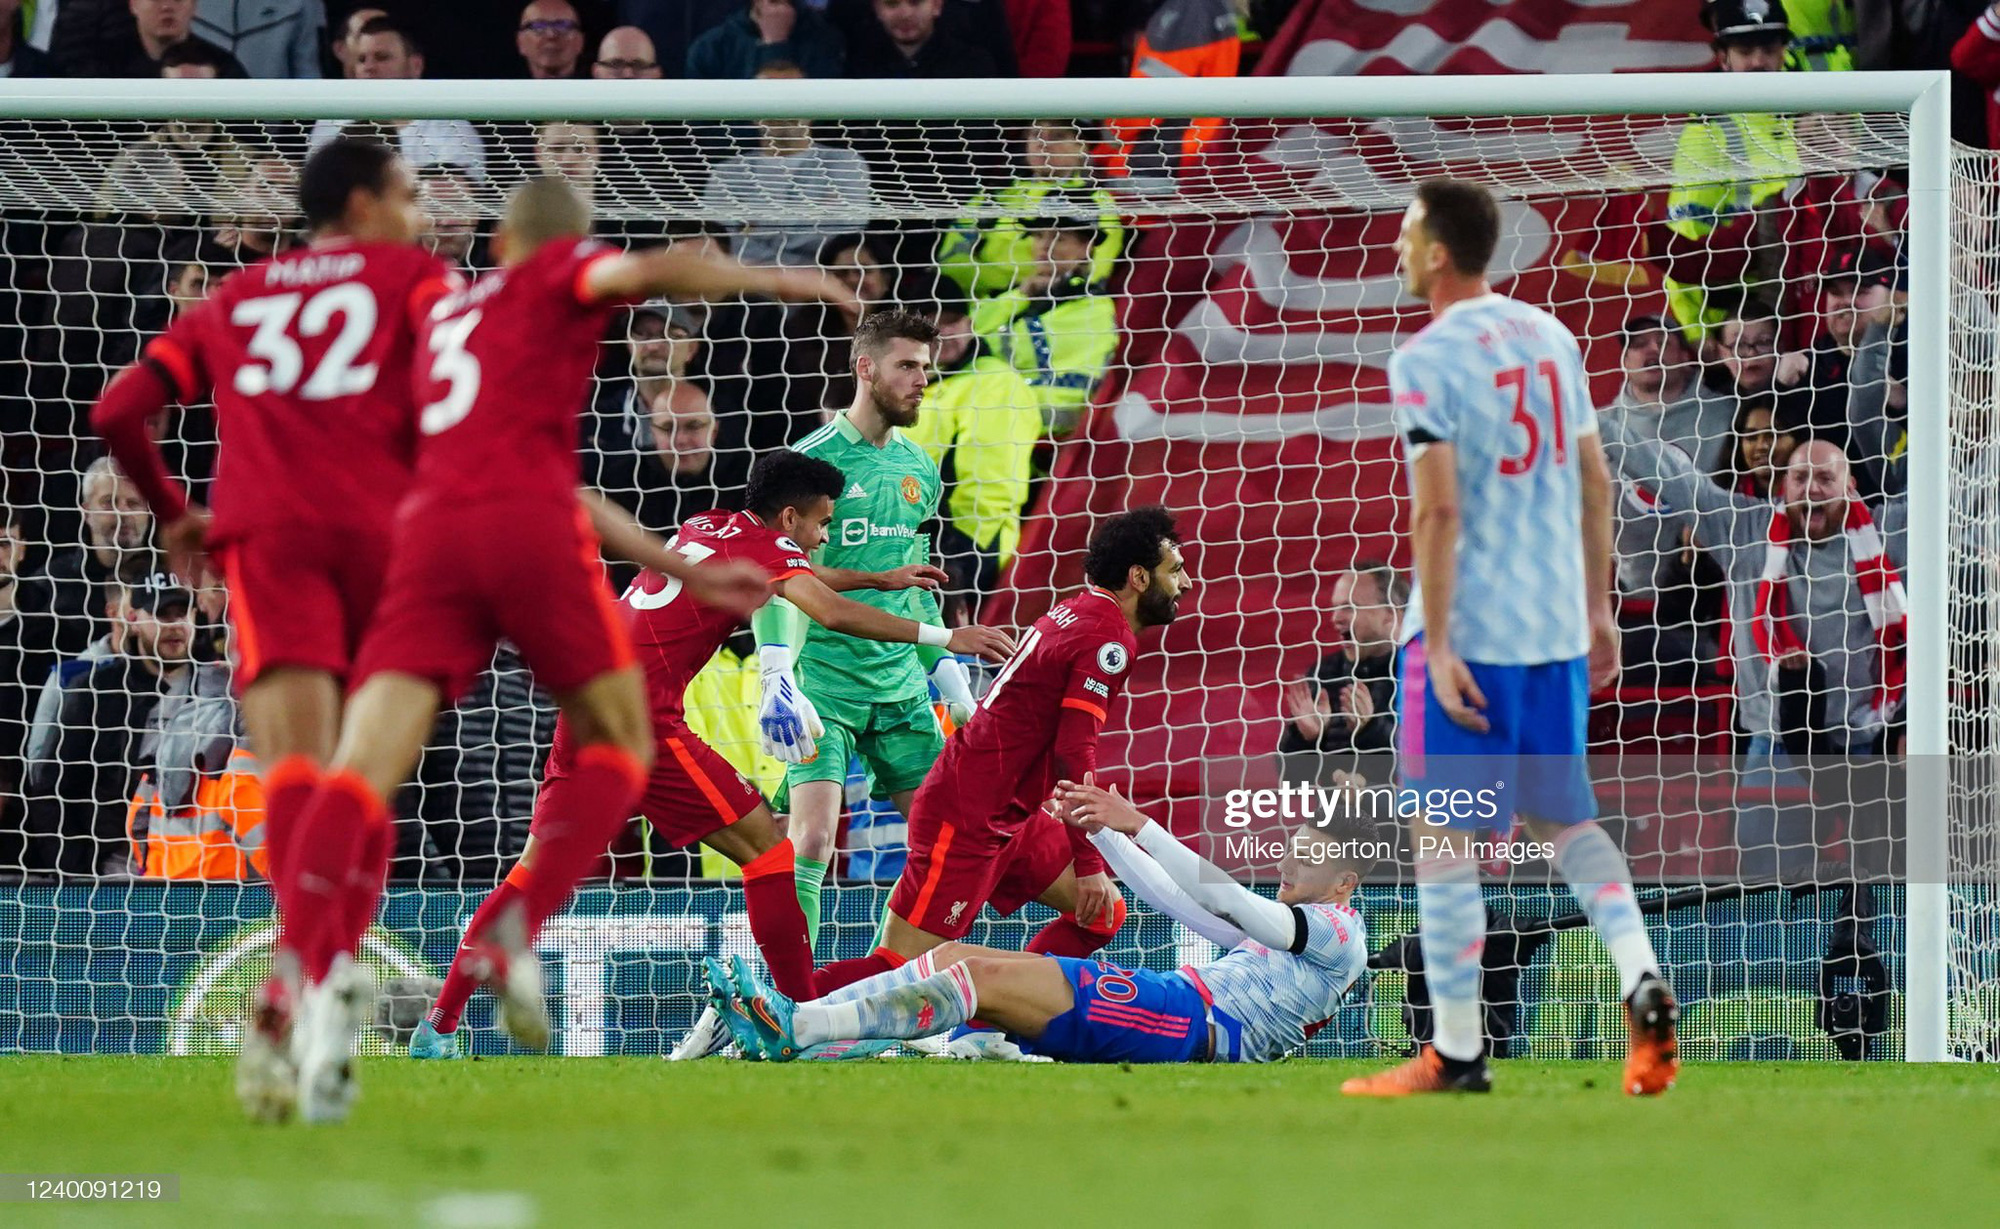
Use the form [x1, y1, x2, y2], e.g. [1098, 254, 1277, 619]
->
[671, 309, 982, 1060]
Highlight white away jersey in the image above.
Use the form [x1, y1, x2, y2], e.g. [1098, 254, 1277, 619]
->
[1391, 293, 1597, 665]
[1188, 901, 1368, 1062]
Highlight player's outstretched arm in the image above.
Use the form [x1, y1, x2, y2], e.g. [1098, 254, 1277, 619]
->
[580, 244, 860, 318]
[814, 563, 948, 593]
[1087, 825, 1251, 950]
[773, 571, 1014, 661]
[1057, 776, 1301, 952]
[578, 488, 768, 617]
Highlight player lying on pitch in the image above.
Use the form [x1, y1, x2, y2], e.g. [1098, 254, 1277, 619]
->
[410, 448, 1014, 1058]
[708, 776, 1373, 1064]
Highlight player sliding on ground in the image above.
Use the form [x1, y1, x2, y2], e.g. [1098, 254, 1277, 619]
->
[410, 446, 1014, 1059]
[90, 138, 458, 1122]
[1341, 178, 1677, 1098]
[280, 176, 857, 1123]
[708, 776, 1372, 1063]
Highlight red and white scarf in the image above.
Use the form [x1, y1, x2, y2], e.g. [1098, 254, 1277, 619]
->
[1750, 498, 1907, 725]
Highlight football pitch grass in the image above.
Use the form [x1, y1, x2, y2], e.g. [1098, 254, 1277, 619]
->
[3, 1058, 1996, 1226]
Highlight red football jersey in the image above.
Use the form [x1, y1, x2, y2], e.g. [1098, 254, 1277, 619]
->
[409, 235, 630, 511]
[622, 510, 814, 723]
[144, 239, 455, 541]
[931, 586, 1138, 830]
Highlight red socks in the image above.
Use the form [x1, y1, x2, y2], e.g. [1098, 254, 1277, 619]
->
[426, 867, 528, 1033]
[260, 754, 319, 907]
[286, 769, 387, 982]
[741, 839, 817, 1001]
[1027, 898, 1128, 959]
[519, 745, 644, 937]
[813, 946, 907, 997]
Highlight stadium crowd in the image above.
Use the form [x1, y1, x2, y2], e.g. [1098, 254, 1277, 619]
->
[0, 0, 1976, 886]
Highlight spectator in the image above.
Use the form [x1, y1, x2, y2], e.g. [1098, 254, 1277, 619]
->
[516, 0, 586, 79]
[0, 515, 35, 868]
[1101, 0, 1242, 191]
[612, 0, 736, 80]
[132, 660, 267, 880]
[534, 119, 602, 205]
[983, 209, 1119, 436]
[23, 569, 194, 878]
[307, 18, 487, 177]
[900, 288, 1042, 607]
[1783, 0, 1855, 69]
[15, 456, 153, 688]
[1713, 394, 1795, 499]
[192, 0, 322, 78]
[1275, 561, 1404, 789]
[1659, 0, 1794, 336]
[941, 118, 1124, 300]
[1774, 245, 1902, 467]
[1599, 415, 1908, 878]
[1705, 297, 1783, 399]
[700, 66, 874, 268]
[591, 22, 659, 76]
[843, 0, 999, 77]
[51, 0, 249, 77]
[828, 0, 1013, 74]
[330, 4, 384, 76]
[418, 168, 484, 270]
[1954, 3, 2000, 148]
[1003, 0, 1068, 77]
[646, 380, 744, 527]
[827, 232, 893, 310]
[687, 0, 843, 79]
[585, 302, 710, 533]
[0, 0, 63, 74]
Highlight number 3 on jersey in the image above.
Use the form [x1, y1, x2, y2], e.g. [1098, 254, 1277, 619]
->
[1495, 359, 1567, 476]
[421, 308, 484, 435]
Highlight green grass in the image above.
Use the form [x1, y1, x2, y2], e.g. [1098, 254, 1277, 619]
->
[1, 1057, 1995, 1227]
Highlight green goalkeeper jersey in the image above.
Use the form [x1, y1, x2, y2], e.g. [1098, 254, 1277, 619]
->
[793, 412, 943, 705]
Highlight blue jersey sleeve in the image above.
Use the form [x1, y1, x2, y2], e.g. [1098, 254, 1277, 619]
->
[1390, 344, 1456, 445]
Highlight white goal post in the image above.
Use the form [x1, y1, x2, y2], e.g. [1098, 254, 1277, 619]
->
[0, 70, 1974, 1062]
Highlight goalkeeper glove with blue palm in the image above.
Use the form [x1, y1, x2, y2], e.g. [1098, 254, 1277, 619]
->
[758, 645, 824, 764]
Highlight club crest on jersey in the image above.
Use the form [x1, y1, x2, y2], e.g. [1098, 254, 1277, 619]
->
[901, 476, 921, 504]
[1096, 642, 1128, 675]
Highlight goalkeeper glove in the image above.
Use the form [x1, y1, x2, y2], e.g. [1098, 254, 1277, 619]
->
[929, 655, 977, 727]
[757, 644, 824, 764]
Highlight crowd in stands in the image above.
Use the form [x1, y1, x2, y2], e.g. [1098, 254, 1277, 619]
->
[0, 0, 1983, 886]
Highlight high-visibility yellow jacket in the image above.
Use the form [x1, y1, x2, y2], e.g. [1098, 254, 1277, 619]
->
[1662, 111, 1801, 335]
[681, 645, 785, 880]
[986, 280, 1119, 436]
[901, 354, 1043, 571]
[1784, 0, 1857, 72]
[940, 177, 1126, 300]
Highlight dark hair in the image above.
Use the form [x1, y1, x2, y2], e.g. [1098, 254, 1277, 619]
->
[1714, 393, 1784, 492]
[853, 308, 941, 357]
[299, 138, 400, 229]
[746, 450, 845, 519]
[1413, 177, 1501, 277]
[158, 40, 238, 76]
[1084, 505, 1180, 591]
[356, 15, 422, 60]
[1725, 294, 1781, 328]
[1347, 558, 1409, 610]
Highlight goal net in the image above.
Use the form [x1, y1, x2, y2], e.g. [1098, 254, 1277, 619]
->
[0, 74, 1988, 1062]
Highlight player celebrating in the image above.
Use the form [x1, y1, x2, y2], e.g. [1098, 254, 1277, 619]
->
[409, 450, 1015, 1059]
[806, 505, 1192, 998]
[752, 310, 971, 950]
[1341, 179, 1678, 1098]
[281, 177, 854, 1123]
[89, 139, 456, 1121]
[709, 776, 1371, 1064]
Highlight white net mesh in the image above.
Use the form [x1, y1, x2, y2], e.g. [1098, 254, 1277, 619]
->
[0, 98, 1987, 1061]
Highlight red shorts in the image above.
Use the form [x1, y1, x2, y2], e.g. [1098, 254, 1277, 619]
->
[888, 794, 1075, 940]
[354, 500, 633, 703]
[539, 715, 764, 847]
[214, 522, 392, 688]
